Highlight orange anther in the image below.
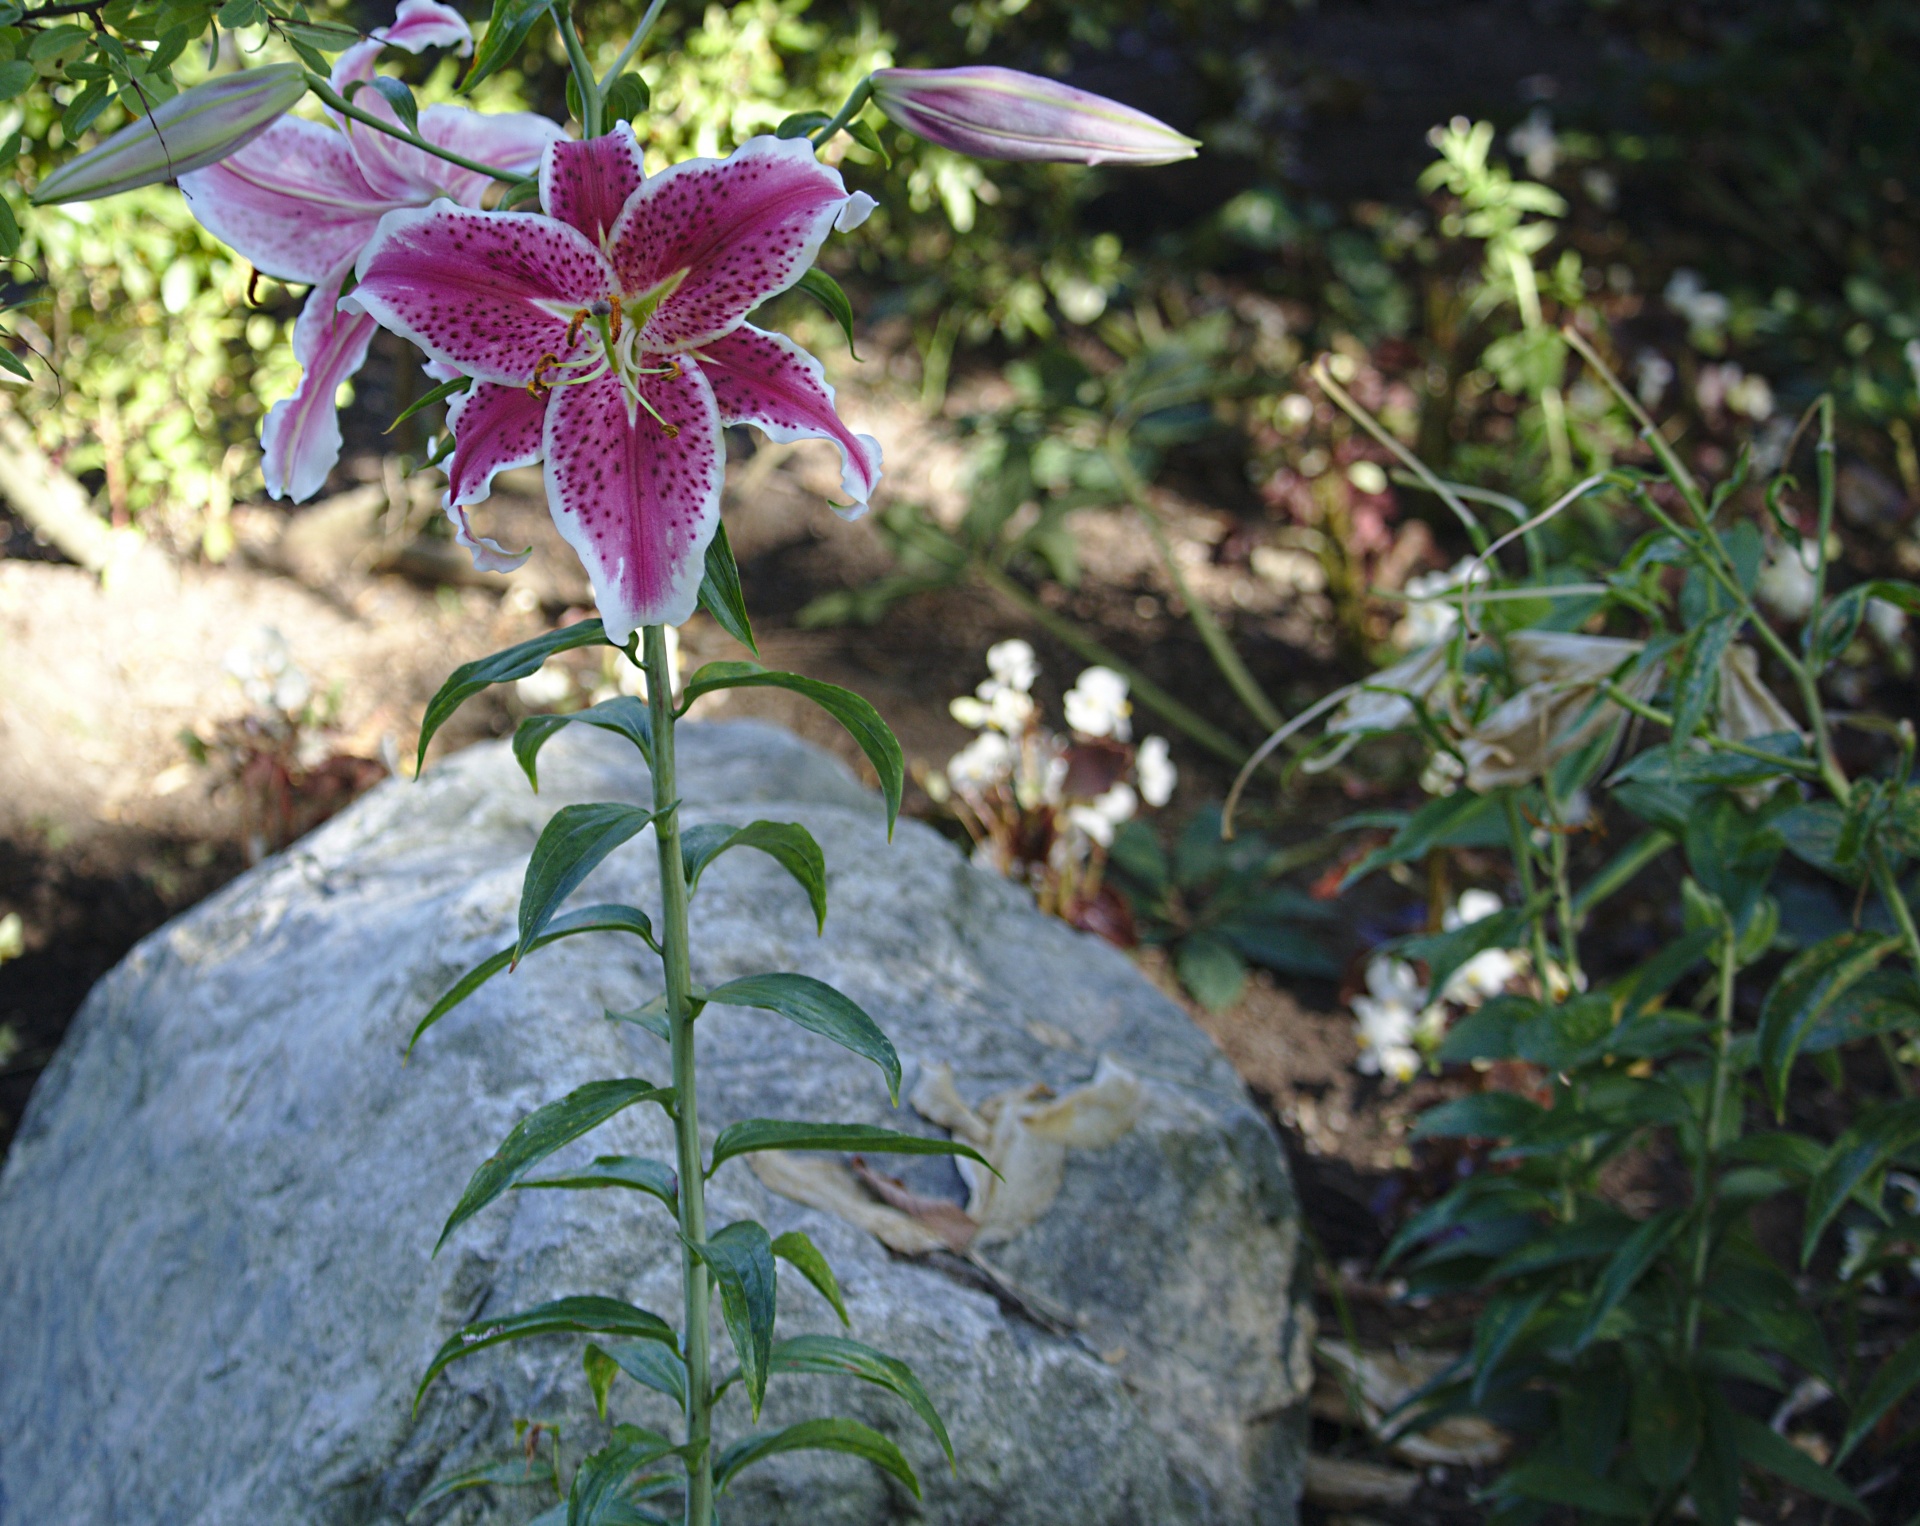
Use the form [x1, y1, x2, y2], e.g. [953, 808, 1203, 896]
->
[565, 309, 589, 346]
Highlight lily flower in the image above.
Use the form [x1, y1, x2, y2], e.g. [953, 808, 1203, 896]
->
[348, 127, 882, 638]
[178, 0, 563, 502]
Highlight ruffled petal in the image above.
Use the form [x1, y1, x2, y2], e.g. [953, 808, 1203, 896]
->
[178, 116, 386, 285]
[421, 104, 566, 201]
[447, 502, 533, 573]
[543, 361, 724, 639]
[259, 269, 379, 502]
[331, 0, 473, 94]
[608, 134, 860, 352]
[539, 124, 646, 249]
[695, 324, 881, 509]
[444, 379, 547, 507]
[350, 202, 614, 384]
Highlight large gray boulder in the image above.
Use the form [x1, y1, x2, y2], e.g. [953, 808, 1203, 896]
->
[0, 721, 1312, 1524]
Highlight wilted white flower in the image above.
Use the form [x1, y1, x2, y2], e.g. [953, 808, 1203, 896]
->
[948, 731, 1016, 792]
[1064, 666, 1132, 740]
[1353, 956, 1428, 1084]
[986, 638, 1039, 694]
[1458, 631, 1651, 792]
[1419, 748, 1465, 796]
[1137, 735, 1176, 807]
[1394, 557, 1488, 650]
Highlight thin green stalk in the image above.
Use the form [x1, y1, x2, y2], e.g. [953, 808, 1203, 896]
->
[1599, 683, 1823, 778]
[644, 625, 713, 1526]
[1505, 796, 1556, 997]
[1106, 437, 1285, 735]
[556, 6, 602, 138]
[809, 76, 873, 148]
[305, 74, 528, 185]
[598, 0, 666, 91]
[969, 558, 1250, 766]
[1685, 925, 1740, 1352]
[1539, 774, 1583, 990]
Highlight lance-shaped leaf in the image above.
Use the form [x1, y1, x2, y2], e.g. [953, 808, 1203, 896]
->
[705, 973, 901, 1103]
[417, 619, 614, 769]
[794, 267, 860, 359]
[680, 662, 903, 832]
[607, 994, 672, 1044]
[407, 1456, 557, 1520]
[716, 1417, 920, 1498]
[464, 0, 554, 91]
[409, 904, 656, 1054]
[439, 1079, 675, 1251]
[519, 804, 656, 959]
[1571, 1207, 1684, 1352]
[771, 1335, 953, 1465]
[1728, 1412, 1866, 1515]
[32, 62, 308, 203]
[601, 1338, 688, 1412]
[771, 1229, 848, 1326]
[681, 821, 827, 932]
[1758, 932, 1901, 1117]
[567, 1424, 677, 1526]
[387, 372, 472, 434]
[1803, 1098, 1920, 1265]
[696, 520, 757, 655]
[709, 1119, 990, 1177]
[518, 1154, 678, 1215]
[1840, 1325, 1920, 1463]
[515, 697, 654, 789]
[691, 1221, 778, 1419]
[416, 1296, 675, 1411]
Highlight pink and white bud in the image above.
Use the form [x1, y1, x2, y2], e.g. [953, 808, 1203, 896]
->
[33, 64, 308, 204]
[869, 66, 1198, 167]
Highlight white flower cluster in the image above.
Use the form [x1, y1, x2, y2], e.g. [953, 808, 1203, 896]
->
[1392, 556, 1489, 651]
[224, 627, 313, 718]
[1352, 890, 1525, 1084]
[931, 641, 1176, 884]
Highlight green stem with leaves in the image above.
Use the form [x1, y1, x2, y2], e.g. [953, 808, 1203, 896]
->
[644, 624, 714, 1526]
[556, 5, 603, 138]
[810, 77, 873, 148]
[1685, 923, 1741, 1353]
[305, 72, 528, 186]
[598, 0, 666, 91]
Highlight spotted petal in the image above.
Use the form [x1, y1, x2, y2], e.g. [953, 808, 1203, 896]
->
[350, 202, 614, 385]
[178, 116, 388, 285]
[540, 124, 646, 250]
[444, 379, 546, 507]
[260, 267, 379, 502]
[543, 362, 724, 639]
[608, 135, 860, 352]
[696, 325, 881, 509]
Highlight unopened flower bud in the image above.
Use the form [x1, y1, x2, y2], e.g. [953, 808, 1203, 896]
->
[869, 66, 1198, 167]
[33, 64, 309, 204]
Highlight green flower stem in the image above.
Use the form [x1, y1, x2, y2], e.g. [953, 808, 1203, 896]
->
[1105, 437, 1285, 736]
[1685, 924, 1740, 1352]
[599, 0, 666, 92]
[304, 73, 528, 186]
[644, 624, 714, 1526]
[1538, 774, 1583, 990]
[1598, 683, 1823, 778]
[557, 6, 602, 139]
[809, 77, 873, 149]
[1505, 795, 1556, 1004]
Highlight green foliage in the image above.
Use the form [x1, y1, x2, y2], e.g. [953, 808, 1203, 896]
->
[1324, 377, 1920, 1516]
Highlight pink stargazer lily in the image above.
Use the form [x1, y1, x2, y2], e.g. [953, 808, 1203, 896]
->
[348, 126, 883, 640]
[178, 0, 563, 503]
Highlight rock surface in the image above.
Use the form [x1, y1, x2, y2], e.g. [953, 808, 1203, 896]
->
[0, 721, 1312, 1524]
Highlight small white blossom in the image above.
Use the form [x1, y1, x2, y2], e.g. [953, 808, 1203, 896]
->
[1444, 948, 1523, 1007]
[1393, 557, 1488, 650]
[1756, 539, 1819, 622]
[1665, 269, 1730, 344]
[225, 627, 312, 715]
[1420, 749, 1465, 796]
[1137, 735, 1176, 807]
[948, 731, 1015, 792]
[1868, 597, 1910, 649]
[1445, 889, 1505, 930]
[986, 639, 1039, 694]
[1064, 666, 1132, 740]
[1352, 956, 1428, 1083]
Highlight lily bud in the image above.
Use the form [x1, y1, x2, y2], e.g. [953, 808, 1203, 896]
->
[868, 66, 1198, 167]
[32, 64, 309, 205]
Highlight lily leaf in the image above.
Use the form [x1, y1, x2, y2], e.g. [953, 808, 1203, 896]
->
[680, 821, 827, 931]
[517, 1154, 678, 1215]
[696, 520, 757, 654]
[771, 1334, 952, 1465]
[680, 661, 903, 832]
[416, 1296, 676, 1412]
[514, 697, 655, 789]
[464, 0, 553, 92]
[708, 1118, 989, 1176]
[705, 973, 901, 1103]
[519, 804, 656, 959]
[417, 619, 614, 770]
[691, 1221, 778, 1419]
[410, 904, 657, 1054]
[715, 1417, 919, 1498]
[770, 1229, 848, 1326]
[438, 1079, 675, 1252]
[794, 267, 860, 359]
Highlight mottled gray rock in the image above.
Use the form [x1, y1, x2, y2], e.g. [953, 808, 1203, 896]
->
[0, 721, 1312, 1525]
